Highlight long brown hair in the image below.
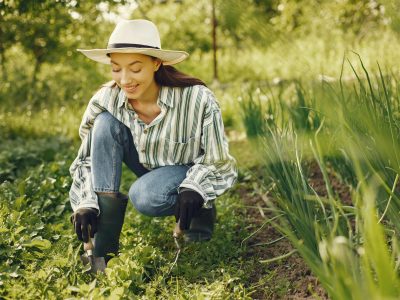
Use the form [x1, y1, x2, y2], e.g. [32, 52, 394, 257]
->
[154, 64, 206, 87]
[103, 56, 206, 89]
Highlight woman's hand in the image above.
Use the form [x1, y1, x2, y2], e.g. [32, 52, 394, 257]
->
[70, 208, 98, 243]
[174, 190, 204, 230]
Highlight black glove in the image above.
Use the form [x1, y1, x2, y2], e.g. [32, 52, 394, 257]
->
[174, 189, 204, 230]
[70, 208, 98, 243]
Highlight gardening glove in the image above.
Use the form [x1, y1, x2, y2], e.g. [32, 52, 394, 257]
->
[174, 189, 204, 230]
[70, 208, 98, 243]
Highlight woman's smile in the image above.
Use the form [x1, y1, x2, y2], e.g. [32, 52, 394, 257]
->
[123, 84, 139, 93]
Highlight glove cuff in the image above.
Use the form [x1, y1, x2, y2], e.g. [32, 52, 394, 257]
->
[70, 208, 99, 224]
[179, 189, 204, 201]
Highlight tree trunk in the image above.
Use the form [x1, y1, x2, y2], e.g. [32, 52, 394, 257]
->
[0, 50, 7, 82]
[212, 0, 218, 81]
[28, 59, 41, 104]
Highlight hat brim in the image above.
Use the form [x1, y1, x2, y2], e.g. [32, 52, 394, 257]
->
[77, 48, 189, 65]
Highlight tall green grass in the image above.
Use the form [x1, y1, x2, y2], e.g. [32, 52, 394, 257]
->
[239, 57, 400, 299]
[239, 87, 268, 138]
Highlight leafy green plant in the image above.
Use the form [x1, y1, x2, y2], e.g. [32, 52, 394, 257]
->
[239, 87, 274, 139]
[239, 89, 265, 138]
[0, 130, 252, 298]
[286, 83, 322, 133]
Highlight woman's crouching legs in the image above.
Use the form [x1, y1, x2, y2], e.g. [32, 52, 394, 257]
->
[129, 165, 216, 241]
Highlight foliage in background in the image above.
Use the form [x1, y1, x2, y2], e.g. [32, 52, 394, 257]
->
[2, 0, 400, 109]
[239, 87, 268, 138]
[0, 0, 126, 107]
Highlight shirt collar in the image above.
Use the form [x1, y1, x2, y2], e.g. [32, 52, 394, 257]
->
[117, 88, 127, 108]
[117, 85, 175, 109]
[157, 86, 175, 108]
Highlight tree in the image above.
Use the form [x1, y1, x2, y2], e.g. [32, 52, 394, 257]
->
[1, 0, 129, 103]
[0, 1, 20, 81]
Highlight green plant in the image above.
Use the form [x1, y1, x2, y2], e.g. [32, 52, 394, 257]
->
[260, 58, 400, 299]
[239, 88, 268, 138]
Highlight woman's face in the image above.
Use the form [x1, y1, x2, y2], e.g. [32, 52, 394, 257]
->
[109, 52, 161, 101]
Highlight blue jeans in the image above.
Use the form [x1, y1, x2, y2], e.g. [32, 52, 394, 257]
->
[91, 111, 190, 217]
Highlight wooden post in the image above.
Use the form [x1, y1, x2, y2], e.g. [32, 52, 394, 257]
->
[212, 0, 218, 81]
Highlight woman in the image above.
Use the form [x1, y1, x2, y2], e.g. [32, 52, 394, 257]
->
[70, 19, 237, 262]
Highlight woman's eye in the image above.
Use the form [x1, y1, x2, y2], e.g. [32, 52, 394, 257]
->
[111, 68, 140, 73]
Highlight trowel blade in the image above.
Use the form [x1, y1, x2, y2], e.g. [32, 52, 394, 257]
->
[80, 253, 106, 274]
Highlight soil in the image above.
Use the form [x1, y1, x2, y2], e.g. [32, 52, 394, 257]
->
[238, 162, 351, 299]
[306, 161, 352, 206]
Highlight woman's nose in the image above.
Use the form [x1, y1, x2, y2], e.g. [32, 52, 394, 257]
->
[120, 70, 132, 85]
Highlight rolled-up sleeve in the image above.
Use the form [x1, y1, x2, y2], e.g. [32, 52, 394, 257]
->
[178, 97, 238, 208]
[69, 130, 100, 213]
[69, 90, 110, 214]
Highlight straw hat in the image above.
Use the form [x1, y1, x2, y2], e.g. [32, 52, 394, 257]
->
[77, 19, 189, 65]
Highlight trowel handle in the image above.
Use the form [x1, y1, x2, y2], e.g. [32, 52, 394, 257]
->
[83, 224, 94, 253]
[173, 222, 182, 238]
[83, 238, 94, 252]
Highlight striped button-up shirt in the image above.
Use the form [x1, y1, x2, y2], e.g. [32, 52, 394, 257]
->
[69, 82, 238, 213]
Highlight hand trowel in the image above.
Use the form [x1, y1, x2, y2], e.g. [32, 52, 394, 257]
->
[80, 234, 106, 274]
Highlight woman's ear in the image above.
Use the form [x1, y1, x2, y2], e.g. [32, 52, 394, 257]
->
[154, 59, 162, 72]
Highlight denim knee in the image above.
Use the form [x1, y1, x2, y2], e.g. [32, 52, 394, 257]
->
[93, 111, 125, 145]
[128, 178, 177, 217]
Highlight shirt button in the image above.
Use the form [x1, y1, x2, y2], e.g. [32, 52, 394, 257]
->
[143, 129, 148, 134]
[141, 148, 145, 153]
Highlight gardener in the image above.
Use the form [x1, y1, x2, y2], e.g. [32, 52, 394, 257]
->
[69, 19, 237, 262]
